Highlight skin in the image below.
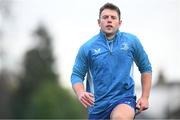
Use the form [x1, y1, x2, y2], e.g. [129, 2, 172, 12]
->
[98, 9, 122, 40]
[136, 72, 152, 113]
[110, 72, 152, 120]
[73, 83, 94, 108]
[72, 8, 152, 120]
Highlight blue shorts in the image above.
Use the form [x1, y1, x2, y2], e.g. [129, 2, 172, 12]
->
[88, 97, 136, 120]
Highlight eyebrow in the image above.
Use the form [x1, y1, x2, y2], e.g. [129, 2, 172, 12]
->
[101, 15, 118, 19]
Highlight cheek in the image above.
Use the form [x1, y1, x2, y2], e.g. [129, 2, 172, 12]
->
[99, 20, 107, 25]
[99, 23, 106, 29]
[114, 23, 120, 28]
[100, 21, 105, 25]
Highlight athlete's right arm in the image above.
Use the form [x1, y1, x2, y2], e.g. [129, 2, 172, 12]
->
[71, 46, 94, 108]
[73, 83, 94, 108]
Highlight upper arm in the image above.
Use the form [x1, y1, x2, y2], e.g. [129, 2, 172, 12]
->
[71, 46, 88, 85]
[132, 37, 152, 73]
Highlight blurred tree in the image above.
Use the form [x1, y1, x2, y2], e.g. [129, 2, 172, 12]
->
[11, 23, 87, 119]
[0, 0, 14, 118]
[0, 70, 13, 118]
[27, 81, 86, 119]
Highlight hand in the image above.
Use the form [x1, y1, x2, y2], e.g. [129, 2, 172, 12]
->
[77, 91, 94, 108]
[136, 97, 149, 114]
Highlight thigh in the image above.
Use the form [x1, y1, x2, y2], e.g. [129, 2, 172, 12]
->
[88, 108, 112, 120]
[89, 112, 110, 120]
[110, 104, 135, 120]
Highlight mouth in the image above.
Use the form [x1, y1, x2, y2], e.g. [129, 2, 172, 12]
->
[106, 25, 113, 29]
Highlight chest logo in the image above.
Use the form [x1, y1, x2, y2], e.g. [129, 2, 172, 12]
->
[94, 48, 101, 55]
[120, 42, 129, 50]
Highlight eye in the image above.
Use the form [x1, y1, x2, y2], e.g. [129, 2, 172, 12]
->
[101, 15, 109, 20]
[111, 16, 117, 20]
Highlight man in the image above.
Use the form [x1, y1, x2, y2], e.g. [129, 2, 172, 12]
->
[71, 2, 152, 120]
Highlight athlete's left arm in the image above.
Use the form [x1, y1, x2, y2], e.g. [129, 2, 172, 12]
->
[132, 36, 152, 112]
[136, 72, 152, 112]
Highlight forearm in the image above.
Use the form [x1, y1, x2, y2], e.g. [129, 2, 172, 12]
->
[72, 82, 94, 108]
[72, 82, 85, 97]
[141, 72, 152, 99]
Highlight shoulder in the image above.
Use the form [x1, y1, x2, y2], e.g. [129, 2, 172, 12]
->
[120, 32, 141, 45]
[78, 34, 100, 55]
[120, 32, 138, 41]
[81, 34, 100, 50]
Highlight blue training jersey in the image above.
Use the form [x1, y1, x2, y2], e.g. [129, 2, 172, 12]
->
[71, 31, 152, 114]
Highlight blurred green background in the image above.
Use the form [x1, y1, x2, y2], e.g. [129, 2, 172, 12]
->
[0, 22, 87, 119]
[0, 0, 87, 118]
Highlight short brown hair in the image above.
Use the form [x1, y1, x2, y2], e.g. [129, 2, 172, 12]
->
[99, 3, 121, 20]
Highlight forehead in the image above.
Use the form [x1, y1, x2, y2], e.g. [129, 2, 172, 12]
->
[100, 9, 118, 17]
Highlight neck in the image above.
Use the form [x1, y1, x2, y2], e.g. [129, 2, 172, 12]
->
[106, 33, 115, 40]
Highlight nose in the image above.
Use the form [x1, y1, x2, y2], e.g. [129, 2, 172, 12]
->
[107, 17, 112, 23]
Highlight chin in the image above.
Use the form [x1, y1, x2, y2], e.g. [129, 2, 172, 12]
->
[105, 31, 114, 35]
[104, 30, 112, 34]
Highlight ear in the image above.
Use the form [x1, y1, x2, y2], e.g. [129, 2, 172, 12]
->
[97, 19, 101, 26]
[119, 20, 122, 26]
